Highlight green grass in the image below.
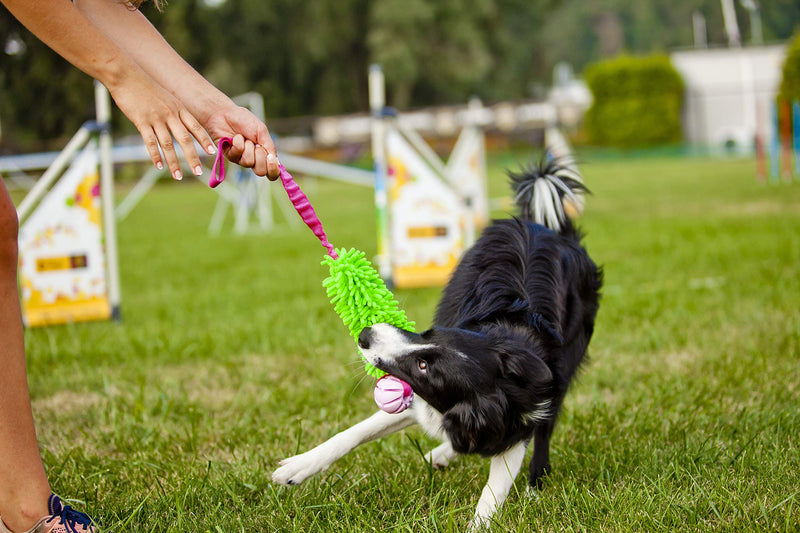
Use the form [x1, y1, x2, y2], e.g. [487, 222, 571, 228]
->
[23, 152, 800, 532]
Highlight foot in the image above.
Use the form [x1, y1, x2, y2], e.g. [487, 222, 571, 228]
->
[0, 495, 96, 533]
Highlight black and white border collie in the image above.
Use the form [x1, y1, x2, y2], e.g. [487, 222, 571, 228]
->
[273, 157, 602, 530]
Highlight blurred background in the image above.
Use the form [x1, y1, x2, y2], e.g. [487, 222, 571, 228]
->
[2, 4, 799, 529]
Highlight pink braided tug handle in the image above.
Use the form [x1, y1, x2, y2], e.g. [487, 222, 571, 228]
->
[277, 164, 338, 260]
[208, 137, 338, 259]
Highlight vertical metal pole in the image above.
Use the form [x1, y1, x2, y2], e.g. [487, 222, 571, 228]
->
[95, 81, 122, 320]
[793, 100, 800, 179]
[755, 101, 767, 183]
[769, 100, 780, 182]
[369, 64, 392, 283]
[780, 100, 792, 182]
[740, 51, 757, 157]
[720, 0, 741, 48]
[692, 11, 707, 49]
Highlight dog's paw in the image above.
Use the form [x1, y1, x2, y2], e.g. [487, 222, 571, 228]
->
[426, 442, 457, 469]
[525, 484, 541, 502]
[467, 515, 489, 533]
[272, 450, 330, 486]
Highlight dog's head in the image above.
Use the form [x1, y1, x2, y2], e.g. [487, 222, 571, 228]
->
[358, 323, 554, 454]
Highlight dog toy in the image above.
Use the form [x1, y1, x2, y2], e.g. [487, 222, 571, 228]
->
[374, 375, 414, 414]
[209, 138, 414, 413]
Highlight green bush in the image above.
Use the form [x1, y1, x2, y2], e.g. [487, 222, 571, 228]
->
[779, 32, 800, 104]
[584, 54, 684, 148]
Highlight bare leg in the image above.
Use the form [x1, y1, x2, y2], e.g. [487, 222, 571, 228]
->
[273, 409, 416, 486]
[0, 178, 52, 532]
[469, 441, 528, 532]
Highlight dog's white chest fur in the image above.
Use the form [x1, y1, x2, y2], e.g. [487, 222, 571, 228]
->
[411, 399, 446, 439]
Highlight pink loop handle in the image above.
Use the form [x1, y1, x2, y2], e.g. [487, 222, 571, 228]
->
[207, 136, 338, 259]
[208, 137, 232, 188]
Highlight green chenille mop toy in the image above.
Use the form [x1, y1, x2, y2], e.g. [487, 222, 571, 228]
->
[209, 138, 415, 414]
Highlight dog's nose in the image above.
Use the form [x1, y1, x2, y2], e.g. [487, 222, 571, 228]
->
[358, 327, 372, 350]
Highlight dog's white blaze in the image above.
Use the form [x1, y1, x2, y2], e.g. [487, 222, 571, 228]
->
[521, 400, 552, 424]
[360, 323, 436, 363]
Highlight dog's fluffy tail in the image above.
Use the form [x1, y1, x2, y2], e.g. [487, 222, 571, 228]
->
[509, 156, 587, 235]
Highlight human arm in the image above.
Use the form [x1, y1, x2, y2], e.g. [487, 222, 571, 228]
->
[1, 0, 279, 179]
[74, 0, 279, 179]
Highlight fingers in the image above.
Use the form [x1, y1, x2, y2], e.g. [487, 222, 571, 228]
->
[266, 150, 280, 181]
[168, 115, 204, 179]
[227, 138, 280, 181]
[254, 122, 280, 181]
[141, 113, 216, 181]
[141, 127, 165, 172]
[253, 144, 267, 177]
[179, 109, 216, 156]
[228, 134, 250, 166]
[153, 124, 182, 180]
[225, 135, 279, 180]
[250, 143, 279, 180]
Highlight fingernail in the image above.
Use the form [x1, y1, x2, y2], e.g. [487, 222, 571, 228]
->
[194, 165, 203, 176]
[267, 153, 276, 164]
[207, 145, 216, 154]
[173, 169, 183, 180]
[156, 161, 163, 170]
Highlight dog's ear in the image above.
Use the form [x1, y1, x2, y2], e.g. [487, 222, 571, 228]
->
[529, 313, 564, 345]
[498, 350, 552, 388]
[443, 394, 508, 455]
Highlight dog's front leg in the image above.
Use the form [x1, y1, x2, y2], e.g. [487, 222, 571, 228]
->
[273, 410, 416, 486]
[426, 441, 458, 469]
[469, 441, 527, 531]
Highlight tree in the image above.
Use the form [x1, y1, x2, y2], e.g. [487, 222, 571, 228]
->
[0, 4, 94, 150]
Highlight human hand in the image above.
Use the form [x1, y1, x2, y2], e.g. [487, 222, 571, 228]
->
[203, 104, 281, 180]
[107, 68, 215, 180]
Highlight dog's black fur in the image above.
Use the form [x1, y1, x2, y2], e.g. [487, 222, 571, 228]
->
[360, 158, 602, 488]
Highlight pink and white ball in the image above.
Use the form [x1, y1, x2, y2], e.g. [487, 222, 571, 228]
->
[374, 375, 413, 413]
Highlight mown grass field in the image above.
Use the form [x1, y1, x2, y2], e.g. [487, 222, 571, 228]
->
[21, 151, 800, 532]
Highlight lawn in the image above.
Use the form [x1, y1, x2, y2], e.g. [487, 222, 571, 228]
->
[22, 151, 800, 532]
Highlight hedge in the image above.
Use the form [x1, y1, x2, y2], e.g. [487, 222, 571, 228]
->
[584, 54, 684, 148]
[779, 32, 800, 104]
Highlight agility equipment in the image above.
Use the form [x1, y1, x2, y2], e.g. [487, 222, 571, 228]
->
[368, 65, 488, 288]
[14, 82, 119, 326]
[209, 137, 414, 412]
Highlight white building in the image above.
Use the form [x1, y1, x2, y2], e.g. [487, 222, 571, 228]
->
[671, 44, 787, 151]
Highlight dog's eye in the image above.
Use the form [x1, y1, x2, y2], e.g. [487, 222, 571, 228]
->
[418, 359, 428, 372]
